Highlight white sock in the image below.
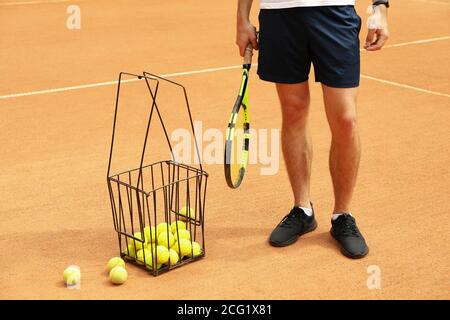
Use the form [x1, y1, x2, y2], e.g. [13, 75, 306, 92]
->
[332, 212, 352, 221]
[297, 206, 313, 216]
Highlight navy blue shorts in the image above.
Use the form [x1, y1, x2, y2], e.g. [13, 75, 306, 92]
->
[257, 6, 362, 88]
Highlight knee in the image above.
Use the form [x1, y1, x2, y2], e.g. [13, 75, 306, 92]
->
[330, 114, 358, 140]
[281, 96, 310, 127]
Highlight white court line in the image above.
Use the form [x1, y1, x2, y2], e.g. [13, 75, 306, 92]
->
[0, 0, 72, 6]
[360, 75, 450, 98]
[381, 36, 450, 49]
[0, 36, 449, 100]
[0, 65, 246, 100]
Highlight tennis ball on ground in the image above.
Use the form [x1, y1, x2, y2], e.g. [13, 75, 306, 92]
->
[166, 248, 179, 265]
[156, 222, 170, 236]
[187, 241, 202, 258]
[109, 266, 127, 285]
[144, 226, 156, 243]
[173, 229, 191, 242]
[179, 207, 195, 221]
[170, 220, 186, 234]
[63, 265, 81, 285]
[132, 232, 146, 250]
[172, 238, 192, 258]
[156, 245, 170, 264]
[107, 257, 125, 272]
[158, 231, 175, 248]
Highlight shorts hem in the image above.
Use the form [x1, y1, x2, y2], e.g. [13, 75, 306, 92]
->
[258, 71, 309, 84]
[316, 79, 360, 88]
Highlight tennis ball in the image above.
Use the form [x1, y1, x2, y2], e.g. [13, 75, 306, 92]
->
[144, 242, 156, 251]
[156, 245, 170, 264]
[173, 229, 191, 242]
[136, 248, 154, 266]
[63, 265, 81, 285]
[150, 263, 162, 271]
[179, 207, 195, 221]
[133, 232, 146, 250]
[166, 248, 179, 265]
[170, 220, 186, 234]
[172, 238, 192, 258]
[158, 231, 175, 248]
[156, 222, 170, 236]
[187, 241, 202, 258]
[109, 266, 127, 285]
[144, 226, 156, 243]
[107, 257, 125, 272]
[124, 244, 136, 258]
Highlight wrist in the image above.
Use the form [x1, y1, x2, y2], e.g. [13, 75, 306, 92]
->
[237, 17, 251, 29]
[372, 0, 389, 8]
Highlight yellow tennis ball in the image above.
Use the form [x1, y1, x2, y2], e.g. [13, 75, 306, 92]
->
[170, 220, 186, 234]
[124, 244, 136, 258]
[133, 232, 145, 250]
[63, 265, 81, 285]
[173, 229, 191, 242]
[144, 242, 156, 251]
[172, 238, 192, 258]
[144, 226, 156, 243]
[158, 232, 175, 248]
[110, 266, 127, 285]
[158, 232, 175, 249]
[156, 222, 170, 236]
[156, 245, 170, 264]
[166, 248, 179, 265]
[179, 207, 195, 221]
[136, 248, 154, 266]
[107, 257, 125, 272]
[187, 241, 202, 258]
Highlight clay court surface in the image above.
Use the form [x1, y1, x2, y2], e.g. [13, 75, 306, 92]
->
[0, 0, 449, 299]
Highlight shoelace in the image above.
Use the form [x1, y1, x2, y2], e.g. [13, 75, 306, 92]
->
[280, 210, 302, 228]
[337, 218, 360, 237]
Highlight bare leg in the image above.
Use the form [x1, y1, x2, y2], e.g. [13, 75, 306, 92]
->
[276, 82, 312, 208]
[322, 84, 360, 213]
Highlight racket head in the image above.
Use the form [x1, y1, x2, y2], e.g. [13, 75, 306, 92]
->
[224, 67, 251, 189]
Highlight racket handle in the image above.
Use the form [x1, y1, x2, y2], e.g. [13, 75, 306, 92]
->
[243, 43, 253, 65]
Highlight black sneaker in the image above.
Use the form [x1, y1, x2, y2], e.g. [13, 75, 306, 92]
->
[330, 214, 369, 259]
[269, 206, 317, 247]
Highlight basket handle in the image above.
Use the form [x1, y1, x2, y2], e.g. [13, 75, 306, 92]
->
[143, 71, 204, 173]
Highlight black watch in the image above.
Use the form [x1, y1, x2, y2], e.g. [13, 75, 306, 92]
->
[373, 0, 390, 8]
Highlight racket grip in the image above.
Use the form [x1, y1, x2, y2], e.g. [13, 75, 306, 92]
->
[243, 43, 253, 65]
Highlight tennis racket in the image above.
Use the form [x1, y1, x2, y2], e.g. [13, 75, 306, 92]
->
[224, 43, 253, 189]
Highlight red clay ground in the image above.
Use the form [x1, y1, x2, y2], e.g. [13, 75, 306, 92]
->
[0, 0, 449, 299]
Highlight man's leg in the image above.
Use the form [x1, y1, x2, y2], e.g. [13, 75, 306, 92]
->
[277, 82, 312, 208]
[322, 85, 360, 213]
[322, 84, 368, 259]
[268, 82, 317, 247]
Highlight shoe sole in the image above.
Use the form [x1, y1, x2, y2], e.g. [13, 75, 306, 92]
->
[269, 220, 318, 247]
[330, 229, 369, 259]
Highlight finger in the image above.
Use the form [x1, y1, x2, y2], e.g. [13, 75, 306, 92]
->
[364, 29, 376, 49]
[250, 36, 258, 50]
[367, 34, 388, 51]
[237, 41, 246, 57]
[252, 27, 259, 50]
[239, 45, 245, 57]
